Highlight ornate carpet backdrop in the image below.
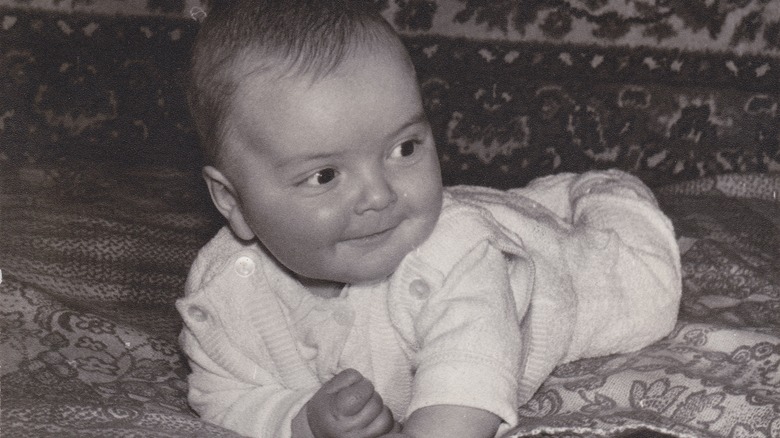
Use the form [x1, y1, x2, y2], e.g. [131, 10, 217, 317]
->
[1, 0, 779, 188]
[3, 0, 780, 55]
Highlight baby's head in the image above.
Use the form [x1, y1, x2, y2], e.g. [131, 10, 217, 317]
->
[188, 0, 443, 288]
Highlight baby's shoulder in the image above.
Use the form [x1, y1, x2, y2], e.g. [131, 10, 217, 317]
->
[409, 190, 520, 276]
[185, 226, 269, 295]
[433, 190, 500, 238]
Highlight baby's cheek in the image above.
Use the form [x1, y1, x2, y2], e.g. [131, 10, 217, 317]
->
[310, 207, 351, 238]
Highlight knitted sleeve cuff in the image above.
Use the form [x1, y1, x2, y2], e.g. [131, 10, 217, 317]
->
[191, 381, 317, 438]
[406, 356, 520, 428]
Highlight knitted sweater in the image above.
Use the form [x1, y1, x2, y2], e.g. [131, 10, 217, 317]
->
[176, 170, 681, 438]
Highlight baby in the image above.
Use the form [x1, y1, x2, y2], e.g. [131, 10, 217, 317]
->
[176, 1, 682, 437]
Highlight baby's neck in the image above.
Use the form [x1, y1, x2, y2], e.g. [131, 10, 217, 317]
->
[297, 276, 345, 299]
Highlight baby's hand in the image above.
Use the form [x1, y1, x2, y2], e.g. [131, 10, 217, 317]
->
[306, 368, 399, 438]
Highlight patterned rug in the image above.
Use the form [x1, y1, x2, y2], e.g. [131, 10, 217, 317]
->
[1, 2, 779, 188]
[3, 0, 780, 57]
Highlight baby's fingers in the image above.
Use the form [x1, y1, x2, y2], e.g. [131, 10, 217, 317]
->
[336, 376, 376, 416]
[323, 368, 364, 394]
[360, 403, 399, 437]
[342, 391, 398, 437]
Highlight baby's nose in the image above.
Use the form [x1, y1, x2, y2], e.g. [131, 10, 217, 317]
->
[354, 173, 397, 214]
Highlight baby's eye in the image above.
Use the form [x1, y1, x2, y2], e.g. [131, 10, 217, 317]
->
[303, 168, 338, 186]
[390, 140, 418, 158]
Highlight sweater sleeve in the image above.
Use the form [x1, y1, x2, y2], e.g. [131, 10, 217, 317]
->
[399, 239, 524, 428]
[445, 170, 681, 372]
[177, 231, 320, 438]
[560, 169, 682, 360]
[179, 325, 317, 438]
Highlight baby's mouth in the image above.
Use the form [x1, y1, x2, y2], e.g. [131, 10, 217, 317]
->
[342, 224, 400, 247]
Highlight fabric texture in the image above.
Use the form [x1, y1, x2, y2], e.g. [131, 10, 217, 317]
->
[177, 170, 681, 437]
[1, 161, 779, 437]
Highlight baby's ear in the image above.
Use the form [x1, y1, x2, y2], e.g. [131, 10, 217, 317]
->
[202, 166, 256, 241]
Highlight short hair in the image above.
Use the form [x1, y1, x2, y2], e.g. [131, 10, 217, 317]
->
[188, 0, 401, 167]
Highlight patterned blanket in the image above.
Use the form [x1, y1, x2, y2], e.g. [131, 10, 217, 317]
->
[1, 161, 778, 437]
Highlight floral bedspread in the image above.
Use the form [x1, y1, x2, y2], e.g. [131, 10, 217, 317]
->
[1, 161, 778, 437]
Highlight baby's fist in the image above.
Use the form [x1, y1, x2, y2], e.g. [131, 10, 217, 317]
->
[306, 369, 398, 438]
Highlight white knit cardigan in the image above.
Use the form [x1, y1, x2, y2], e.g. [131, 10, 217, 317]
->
[177, 170, 682, 438]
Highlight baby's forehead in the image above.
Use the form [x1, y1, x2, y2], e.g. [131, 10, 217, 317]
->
[237, 22, 408, 79]
[221, 47, 423, 152]
[230, 38, 414, 102]
[215, 35, 419, 155]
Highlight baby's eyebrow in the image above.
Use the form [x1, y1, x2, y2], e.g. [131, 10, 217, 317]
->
[276, 111, 428, 169]
[385, 111, 428, 140]
[277, 151, 341, 169]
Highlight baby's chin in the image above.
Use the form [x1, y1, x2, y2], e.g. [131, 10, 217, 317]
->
[319, 250, 412, 286]
[322, 262, 401, 286]
[302, 219, 439, 285]
[349, 234, 437, 284]
[283, 250, 404, 288]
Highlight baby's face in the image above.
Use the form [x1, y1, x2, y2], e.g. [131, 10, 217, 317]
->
[222, 47, 443, 285]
